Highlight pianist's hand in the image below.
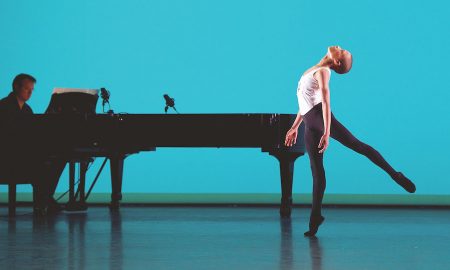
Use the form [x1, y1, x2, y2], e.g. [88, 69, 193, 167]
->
[284, 128, 298, 147]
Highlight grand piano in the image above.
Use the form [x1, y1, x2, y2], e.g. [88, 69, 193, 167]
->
[3, 90, 306, 217]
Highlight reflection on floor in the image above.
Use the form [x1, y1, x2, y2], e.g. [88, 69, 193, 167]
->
[1, 206, 449, 270]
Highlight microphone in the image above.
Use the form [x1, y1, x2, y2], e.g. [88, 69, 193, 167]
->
[100, 87, 113, 113]
[163, 94, 179, 113]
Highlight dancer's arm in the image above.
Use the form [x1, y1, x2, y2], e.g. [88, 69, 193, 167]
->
[284, 111, 303, 147]
[290, 111, 303, 130]
[315, 69, 331, 153]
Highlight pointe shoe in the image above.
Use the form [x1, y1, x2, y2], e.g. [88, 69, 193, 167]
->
[304, 215, 325, 237]
[393, 172, 416, 193]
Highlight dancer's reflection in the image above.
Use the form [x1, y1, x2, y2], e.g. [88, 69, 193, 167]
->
[308, 236, 323, 270]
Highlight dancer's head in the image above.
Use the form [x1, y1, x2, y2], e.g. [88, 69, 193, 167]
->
[325, 45, 352, 74]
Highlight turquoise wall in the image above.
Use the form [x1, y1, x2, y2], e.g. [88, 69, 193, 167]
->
[0, 0, 449, 197]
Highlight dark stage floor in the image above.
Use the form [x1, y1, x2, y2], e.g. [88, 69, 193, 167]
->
[1, 206, 449, 270]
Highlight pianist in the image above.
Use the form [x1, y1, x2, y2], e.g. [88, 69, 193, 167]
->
[0, 73, 64, 214]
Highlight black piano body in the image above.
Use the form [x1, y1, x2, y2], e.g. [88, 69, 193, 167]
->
[3, 113, 306, 217]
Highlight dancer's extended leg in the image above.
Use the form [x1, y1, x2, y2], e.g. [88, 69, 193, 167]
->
[329, 112, 415, 192]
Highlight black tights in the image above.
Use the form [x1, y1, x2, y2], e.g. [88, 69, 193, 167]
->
[302, 102, 398, 218]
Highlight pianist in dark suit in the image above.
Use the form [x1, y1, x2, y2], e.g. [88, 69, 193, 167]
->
[0, 73, 65, 214]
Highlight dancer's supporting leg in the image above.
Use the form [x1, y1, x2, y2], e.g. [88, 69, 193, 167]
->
[304, 126, 326, 236]
[302, 104, 328, 237]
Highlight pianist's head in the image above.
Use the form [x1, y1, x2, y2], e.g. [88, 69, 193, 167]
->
[326, 45, 352, 74]
[12, 73, 36, 102]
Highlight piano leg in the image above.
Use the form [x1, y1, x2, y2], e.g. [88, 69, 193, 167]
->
[66, 160, 89, 211]
[109, 155, 124, 211]
[67, 162, 76, 209]
[78, 160, 88, 209]
[270, 152, 301, 218]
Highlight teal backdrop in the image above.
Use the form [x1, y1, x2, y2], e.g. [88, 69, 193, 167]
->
[0, 0, 449, 202]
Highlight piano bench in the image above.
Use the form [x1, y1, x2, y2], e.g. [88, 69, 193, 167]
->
[0, 180, 34, 217]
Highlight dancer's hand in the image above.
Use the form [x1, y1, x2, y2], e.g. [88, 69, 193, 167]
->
[284, 128, 298, 147]
[318, 133, 329, 153]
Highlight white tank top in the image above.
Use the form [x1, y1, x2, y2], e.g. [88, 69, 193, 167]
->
[296, 66, 331, 115]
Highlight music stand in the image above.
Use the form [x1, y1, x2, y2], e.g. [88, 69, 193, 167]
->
[45, 88, 99, 114]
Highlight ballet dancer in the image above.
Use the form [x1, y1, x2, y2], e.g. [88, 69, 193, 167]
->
[284, 45, 416, 237]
